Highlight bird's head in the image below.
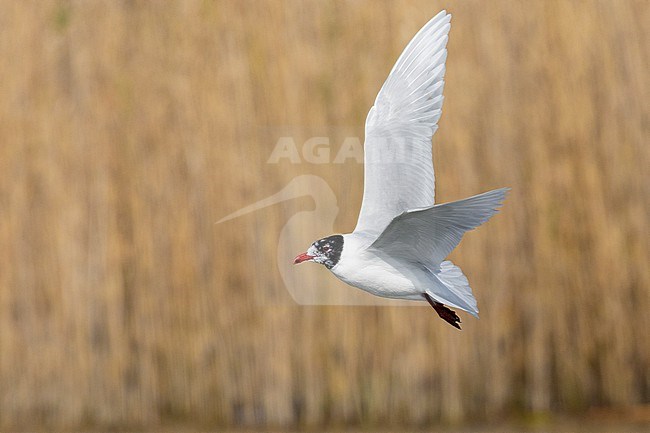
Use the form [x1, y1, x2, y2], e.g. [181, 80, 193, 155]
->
[293, 234, 344, 269]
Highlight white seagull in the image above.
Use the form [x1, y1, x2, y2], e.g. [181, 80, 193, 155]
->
[293, 10, 509, 329]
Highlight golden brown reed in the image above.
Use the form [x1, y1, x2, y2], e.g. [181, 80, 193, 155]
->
[0, 0, 647, 430]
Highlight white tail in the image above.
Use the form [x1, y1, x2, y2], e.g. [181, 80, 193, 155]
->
[427, 261, 479, 317]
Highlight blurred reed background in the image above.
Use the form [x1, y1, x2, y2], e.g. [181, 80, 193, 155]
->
[0, 0, 648, 431]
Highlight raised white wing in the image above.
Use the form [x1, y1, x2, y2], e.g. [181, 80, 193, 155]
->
[370, 188, 509, 269]
[354, 10, 451, 238]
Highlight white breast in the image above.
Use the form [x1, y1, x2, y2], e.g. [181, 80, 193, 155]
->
[329, 234, 426, 300]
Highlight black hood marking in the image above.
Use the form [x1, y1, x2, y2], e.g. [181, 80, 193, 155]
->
[313, 235, 344, 269]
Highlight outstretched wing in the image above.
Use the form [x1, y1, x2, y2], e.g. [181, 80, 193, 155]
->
[370, 188, 509, 269]
[354, 10, 451, 238]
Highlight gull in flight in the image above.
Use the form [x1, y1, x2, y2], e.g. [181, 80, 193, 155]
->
[293, 10, 509, 329]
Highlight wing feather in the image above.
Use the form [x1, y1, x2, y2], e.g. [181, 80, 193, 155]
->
[370, 188, 509, 268]
[354, 11, 451, 238]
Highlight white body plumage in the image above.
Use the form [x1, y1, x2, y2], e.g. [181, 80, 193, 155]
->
[294, 11, 508, 329]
